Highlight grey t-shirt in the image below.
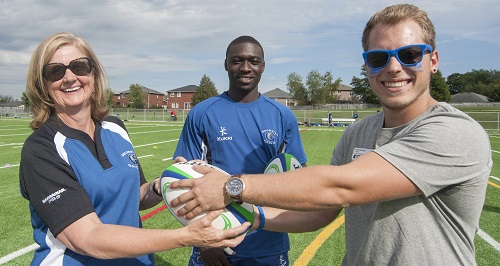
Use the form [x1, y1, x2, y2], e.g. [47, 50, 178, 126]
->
[332, 103, 492, 266]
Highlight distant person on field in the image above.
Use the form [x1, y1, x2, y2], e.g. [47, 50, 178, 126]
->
[170, 4, 492, 265]
[328, 111, 332, 127]
[173, 35, 307, 266]
[19, 32, 247, 266]
[170, 110, 177, 121]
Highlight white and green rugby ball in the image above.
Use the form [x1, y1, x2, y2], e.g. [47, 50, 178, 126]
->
[160, 161, 254, 230]
[264, 153, 302, 174]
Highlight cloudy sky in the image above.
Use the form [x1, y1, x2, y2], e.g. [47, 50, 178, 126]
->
[1, 0, 499, 100]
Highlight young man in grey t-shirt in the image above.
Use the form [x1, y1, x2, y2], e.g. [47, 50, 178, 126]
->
[168, 4, 492, 266]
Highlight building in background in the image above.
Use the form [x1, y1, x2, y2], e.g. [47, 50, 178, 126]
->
[165, 85, 198, 110]
[113, 85, 165, 108]
[450, 92, 490, 103]
[336, 84, 357, 102]
[263, 88, 297, 107]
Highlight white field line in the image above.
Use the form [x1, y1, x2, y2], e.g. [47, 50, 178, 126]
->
[0, 164, 19, 169]
[137, 154, 153, 159]
[162, 157, 174, 161]
[491, 176, 500, 182]
[492, 150, 500, 154]
[477, 229, 500, 251]
[128, 129, 180, 135]
[0, 143, 24, 147]
[0, 127, 31, 131]
[0, 133, 30, 137]
[133, 139, 178, 148]
[0, 243, 38, 264]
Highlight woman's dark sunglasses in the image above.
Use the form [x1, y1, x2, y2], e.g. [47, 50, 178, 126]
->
[42, 57, 93, 82]
[362, 44, 433, 70]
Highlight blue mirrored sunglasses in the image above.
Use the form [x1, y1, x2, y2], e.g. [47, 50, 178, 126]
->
[362, 44, 433, 70]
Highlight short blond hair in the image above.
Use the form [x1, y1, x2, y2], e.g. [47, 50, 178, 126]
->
[362, 4, 436, 52]
[26, 32, 110, 130]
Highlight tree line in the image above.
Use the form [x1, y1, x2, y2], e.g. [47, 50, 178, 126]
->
[289, 67, 500, 105]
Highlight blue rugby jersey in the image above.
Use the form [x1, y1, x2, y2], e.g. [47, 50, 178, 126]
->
[174, 92, 307, 260]
[20, 116, 153, 265]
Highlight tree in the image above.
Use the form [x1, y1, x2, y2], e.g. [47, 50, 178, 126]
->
[0, 95, 13, 103]
[323, 71, 342, 103]
[192, 75, 218, 107]
[21, 92, 30, 109]
[286, 72, 309, 105]
[306, 70, 326, 105]
[446, 69, 500, 102]
[350, 65, 379, 104]
[446, 73, 464, 94]
[430, 70, 450, 102]
[128, 84, 146, 108]
[105, 88, 115, 107]
[461, 69, 500, 102]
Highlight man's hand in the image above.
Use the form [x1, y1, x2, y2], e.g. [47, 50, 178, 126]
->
[173, 156, 187, 163]
[169, 164, 232, 219]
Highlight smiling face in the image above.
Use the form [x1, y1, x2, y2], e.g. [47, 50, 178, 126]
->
[225, 42, 265, 99]
[366, 20, 438, 113]
[46, 44, 94, 117]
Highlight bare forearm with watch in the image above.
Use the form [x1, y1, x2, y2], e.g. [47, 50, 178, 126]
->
[170, 168, 342, 232]
[170, 167, 336, 218]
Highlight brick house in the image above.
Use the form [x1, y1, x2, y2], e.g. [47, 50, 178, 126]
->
[113, 85, 166, 108]
[166, 85, 198, 110]
[335, 84, 357, 102]
[263, 88, 297, 107]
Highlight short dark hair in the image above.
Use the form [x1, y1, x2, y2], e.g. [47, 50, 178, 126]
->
[225, 35, 264, 59]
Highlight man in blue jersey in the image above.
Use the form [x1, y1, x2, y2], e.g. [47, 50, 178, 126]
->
[173, 35, 307, 266]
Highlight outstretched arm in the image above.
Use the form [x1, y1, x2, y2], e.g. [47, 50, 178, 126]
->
[56, 211, 248, 259]
[169, 151, 420, 217]
[254, 207, 342, 233]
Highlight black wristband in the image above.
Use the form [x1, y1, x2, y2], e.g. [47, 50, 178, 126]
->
[150, 177, 161, 196]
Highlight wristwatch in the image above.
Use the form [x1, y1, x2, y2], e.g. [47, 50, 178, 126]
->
[225, 174, 245, 202]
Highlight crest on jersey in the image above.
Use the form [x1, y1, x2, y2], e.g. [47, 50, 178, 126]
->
[262, 129, 278, 144]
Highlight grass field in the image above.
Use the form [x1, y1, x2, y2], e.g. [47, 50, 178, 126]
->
[0, 116, 499, 265]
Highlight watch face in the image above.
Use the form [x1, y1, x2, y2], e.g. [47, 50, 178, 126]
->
[227, 178, 244, 196]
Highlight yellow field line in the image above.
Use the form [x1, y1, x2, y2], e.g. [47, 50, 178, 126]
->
[489, 181, 500, 189]
[293, 215, 345, 266]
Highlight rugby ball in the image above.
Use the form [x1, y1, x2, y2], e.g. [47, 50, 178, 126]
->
[264, 153, 302, 174]
[160, 161, 254, 230]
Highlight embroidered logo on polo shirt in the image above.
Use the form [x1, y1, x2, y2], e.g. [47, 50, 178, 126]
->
[42, 188, 66, 204]
[121, 150, 139, 169]
[129, 154, 138, 164]
[262, 129, 278, 144]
